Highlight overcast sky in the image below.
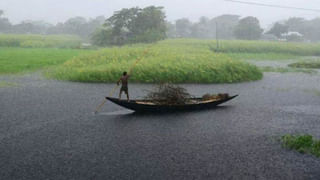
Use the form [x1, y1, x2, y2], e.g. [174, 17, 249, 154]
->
[1, 0, 320, 27]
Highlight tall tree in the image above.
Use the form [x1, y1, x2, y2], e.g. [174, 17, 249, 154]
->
[106, 7, 140, 44]
[0, 10, 11, 33]
[190, 16, 211, 38]
[47, 16, 105, 38]
[304, 18, 320, 41]
[63, 17, 88, 37]
[130, 6, 166, 43]
[285, 17, 306, 34]
[234, 16, 263, 40]
[91, 27, 113, 46]
[211, 15, 240, 39]
[103, 6, 166, 45]
[166, 21, 176, 38]
[173, 15, 240, 39]
[267, 23, 288, 38]
[175, 18, 192, 38]
[11, 21, 40, 34]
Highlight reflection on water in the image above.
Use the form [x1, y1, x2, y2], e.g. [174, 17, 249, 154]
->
[94, 105, 230, 119]
[97, 110, 134, 116]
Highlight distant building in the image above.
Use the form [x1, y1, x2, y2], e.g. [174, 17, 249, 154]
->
[282, 31, 303, 37]
[281, 31, 304, 42]
[80, 43, 92, 49]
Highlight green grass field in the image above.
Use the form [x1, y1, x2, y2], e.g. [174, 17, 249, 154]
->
[210, 39, 320, 56]
[48, 40, 263, 83]
[0, 34, 82, 48]
[0, 47, 90, 74]
[2, 38, 320, 83]
[226, 53, 297, 61]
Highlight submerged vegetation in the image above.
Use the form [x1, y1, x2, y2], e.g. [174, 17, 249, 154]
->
[0, 34, 82, 48]
[282, 134, 320, 158]
[260, 66, 317, 74]
[48, 39, 263, 83]
[288, 61, 320, 69]
[303, 89, 320, 97]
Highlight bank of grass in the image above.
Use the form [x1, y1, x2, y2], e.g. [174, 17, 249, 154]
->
[0, 47, 90, 74]
[48, 40, 263, 83]
[282, 134, 320, 158]
[226, 53, 297, 61]
[166, 39, 320, 61]
[210, 39, 320, 56]
[288, 61, 320, 69]
[260, 66, 317, 74]
[0, 34, 82, 48]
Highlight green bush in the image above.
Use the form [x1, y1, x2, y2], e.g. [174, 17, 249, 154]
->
[282, 134, 320, 157]
[91, 28, 113, 46]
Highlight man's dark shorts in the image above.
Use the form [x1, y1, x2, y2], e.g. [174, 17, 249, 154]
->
[120, 86, 128, 94]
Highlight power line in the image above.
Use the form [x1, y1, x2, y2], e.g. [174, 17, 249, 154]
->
[225, 0, 320, 13]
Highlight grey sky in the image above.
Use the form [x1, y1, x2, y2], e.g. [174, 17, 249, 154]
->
[1, 0, 320, 27]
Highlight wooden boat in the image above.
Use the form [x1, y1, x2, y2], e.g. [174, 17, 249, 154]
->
[106, 95, 238, 112]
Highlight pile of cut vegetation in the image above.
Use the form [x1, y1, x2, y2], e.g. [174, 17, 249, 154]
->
[145, 84, 193, 105]
[202, 93, 229, 101]
[145, 83, 229, 105]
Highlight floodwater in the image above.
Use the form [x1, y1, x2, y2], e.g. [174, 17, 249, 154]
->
[0, 72, 320, 179]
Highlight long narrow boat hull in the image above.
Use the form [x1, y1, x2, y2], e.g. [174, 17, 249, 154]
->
[106, 95, 238, 112]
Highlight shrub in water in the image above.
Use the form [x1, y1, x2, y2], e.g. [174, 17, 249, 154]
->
[282, 134, 320, 157]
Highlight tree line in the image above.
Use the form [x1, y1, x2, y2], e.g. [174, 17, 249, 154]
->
[170, 15, 320, 42]
[1, 7, 320, 45]
[167, 15, 262, 40]
[0, 10, 105, 39]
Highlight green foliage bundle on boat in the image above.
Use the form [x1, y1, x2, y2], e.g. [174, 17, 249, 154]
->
[145, 84, 193, 105]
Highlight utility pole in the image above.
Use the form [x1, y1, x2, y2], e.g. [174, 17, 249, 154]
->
[216, 21, 220, 50]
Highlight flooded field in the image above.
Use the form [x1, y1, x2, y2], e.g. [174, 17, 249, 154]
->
[0, 72, 320, 179]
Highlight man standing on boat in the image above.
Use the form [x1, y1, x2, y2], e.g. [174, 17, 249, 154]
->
[117, 71, 130, 101]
